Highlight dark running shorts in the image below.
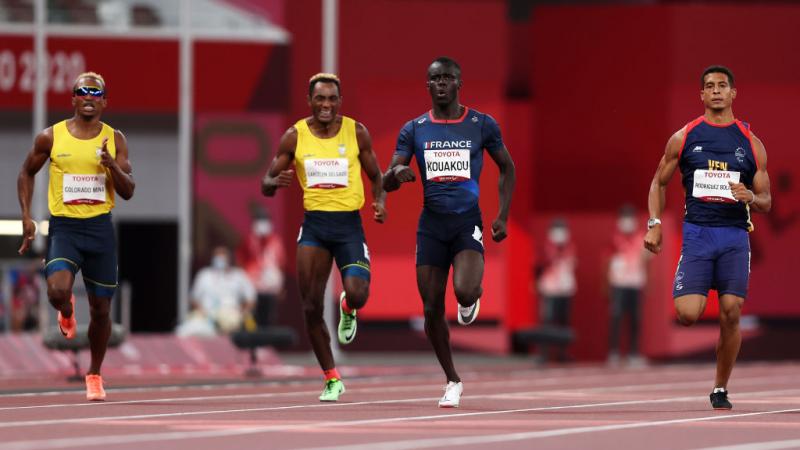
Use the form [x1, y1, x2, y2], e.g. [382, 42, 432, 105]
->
[673, 221, 750, 299]
[416, 206, 484, 269]
[297, 210, 370, 280]
[45, 213, 118, 297]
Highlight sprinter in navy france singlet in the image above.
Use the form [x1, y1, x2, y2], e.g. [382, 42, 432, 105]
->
[394, 107, 504, 267]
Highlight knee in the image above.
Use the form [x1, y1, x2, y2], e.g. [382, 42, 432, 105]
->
[344, 287, 369, 310]
[88, 299, 111, 320]
[676, 311, 700, 327]
[47, 286, 71, 304]
[423, 302, 445, 320]
[301, 301, 324, 324]
[719, 309, 741, 331]
[453, 283, 481, 307]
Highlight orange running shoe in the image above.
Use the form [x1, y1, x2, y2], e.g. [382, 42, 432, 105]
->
[85, 374, 106, 401]
[57, 294, 77, 340]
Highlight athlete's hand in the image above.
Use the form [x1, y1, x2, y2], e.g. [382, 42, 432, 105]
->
[18, 218, 36, 255]
[273, 169, 294, 189]
[491, 218, 508, 242]
[644, 225, 662, 254]
[372, 202, 386, 223]
[729, 181, 755, 205]
[98, 137, 117, 169]
[392, 165, 416, 184]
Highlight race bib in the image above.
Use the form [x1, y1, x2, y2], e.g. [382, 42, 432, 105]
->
[304, 158, 348, 189]
[424, 149, 470, 182]
[692, 169, 740, 203]
[62, 174, 106, 205]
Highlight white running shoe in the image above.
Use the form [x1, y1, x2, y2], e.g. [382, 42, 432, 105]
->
[457, 299, 480, 326]
[438, 381, 463, 408]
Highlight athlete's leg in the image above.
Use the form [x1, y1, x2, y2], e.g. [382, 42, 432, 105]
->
[715, 294, 744, 389]
[452, 250, 483, 308]
[342, 276, 369, 310]
[47, 270, 75, 318]
[674, 294, 708, 326]
[418, 265, 459, 382]
[297, 244, 335, 370]
[86, 292, 111, 374]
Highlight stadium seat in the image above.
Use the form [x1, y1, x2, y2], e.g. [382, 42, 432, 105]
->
[42, 323, 127, 381]
[230, 327, 296, 377]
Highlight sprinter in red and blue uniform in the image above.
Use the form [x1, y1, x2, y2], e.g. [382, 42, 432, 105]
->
[645, 66, 772, 411]
[383, 57, 515, 408]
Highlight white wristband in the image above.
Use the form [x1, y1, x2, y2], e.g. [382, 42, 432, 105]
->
[746, 190, 756, 205]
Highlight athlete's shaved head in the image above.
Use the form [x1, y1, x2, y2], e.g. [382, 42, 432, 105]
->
[429, 56, 461, 78]
[309, 72, 341, 96]
[701, 65, 734, 89]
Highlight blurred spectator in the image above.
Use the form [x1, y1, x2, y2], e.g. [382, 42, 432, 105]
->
[236, 206, 286, 327]
[131, 4, 161, 26]
[606, 205, 650, 367]
[176, 246, 256, 337]
[534, 218, 577, 362]
[9, 260, 42, 332]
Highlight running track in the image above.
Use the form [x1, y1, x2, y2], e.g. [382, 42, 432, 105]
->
[1, 361, 799, 450]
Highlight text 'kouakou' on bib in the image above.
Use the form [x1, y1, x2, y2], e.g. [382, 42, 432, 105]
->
[692, 169, 740, 203]
[304, 158, 349, 189]
[62, 174, 107, 205]
[424, 149, 470, 182]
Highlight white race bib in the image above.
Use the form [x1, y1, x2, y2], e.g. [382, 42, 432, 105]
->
[692, 169, 740, 203]
[304, 158, 349, 189]
[424, 149, 470, 182]
[62, 174, 106, 205]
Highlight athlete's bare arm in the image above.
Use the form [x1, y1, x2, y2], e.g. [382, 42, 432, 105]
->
[261, 127, 297, 197]
[17, 128, 53, 255]
[644, 128, 684, 254]
[382, 154, 415, 192]
[487, 146, 516, 242]
[729, 134, 771, 213]
[101, 130, 135, 200]
[356, 122, 386, 223]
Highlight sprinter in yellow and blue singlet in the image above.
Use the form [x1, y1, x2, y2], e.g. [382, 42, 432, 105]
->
[262, 73, 386, 402]
[17, 72, 135, 402]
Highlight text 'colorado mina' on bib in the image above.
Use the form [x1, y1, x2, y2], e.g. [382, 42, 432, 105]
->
[692, 169, 740, 203]
[304, 158, 349, 189]
[62, 173, 107, 205]
[424, 149, 470, 182]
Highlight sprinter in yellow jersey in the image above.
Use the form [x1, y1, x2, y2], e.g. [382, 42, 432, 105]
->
[262, 73, 386, 402]
[17, 72, 135, 402]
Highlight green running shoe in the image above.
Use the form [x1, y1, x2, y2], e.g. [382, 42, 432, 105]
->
[337, 292, 357, 345]
[319, 378, 345, 402]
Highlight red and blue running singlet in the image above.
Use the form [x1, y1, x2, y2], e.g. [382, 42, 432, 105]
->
[679, 116, 759, 231]
[394, 107, 504, 214]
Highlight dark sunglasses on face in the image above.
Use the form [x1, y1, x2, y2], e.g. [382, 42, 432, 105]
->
[73, 86, 104, 97]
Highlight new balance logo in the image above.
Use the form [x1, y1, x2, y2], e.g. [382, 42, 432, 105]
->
[693, 146, 703, 152]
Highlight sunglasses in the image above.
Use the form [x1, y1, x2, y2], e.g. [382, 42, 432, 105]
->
[73, 86, 105, 97]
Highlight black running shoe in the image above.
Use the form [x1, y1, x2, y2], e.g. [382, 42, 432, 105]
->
[710, 390, 733, 410]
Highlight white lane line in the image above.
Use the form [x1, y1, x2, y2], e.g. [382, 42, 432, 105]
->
[0, 362, 736, 399]
[688, 439, 800, 450]
[1, 388, 799, 450]
[0, 365, 721, 412]
[299, 408, 800, 450]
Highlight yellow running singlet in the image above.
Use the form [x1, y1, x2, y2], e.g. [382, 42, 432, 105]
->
[48, 120, 117, 218]
[294, 116, 364, 212]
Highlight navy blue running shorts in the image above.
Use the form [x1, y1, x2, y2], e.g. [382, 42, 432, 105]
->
[416, 206, 484, 269]
[673, 221, 750, 299]
[45, 213, 118, 297]
[297, 210, 370, 280]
